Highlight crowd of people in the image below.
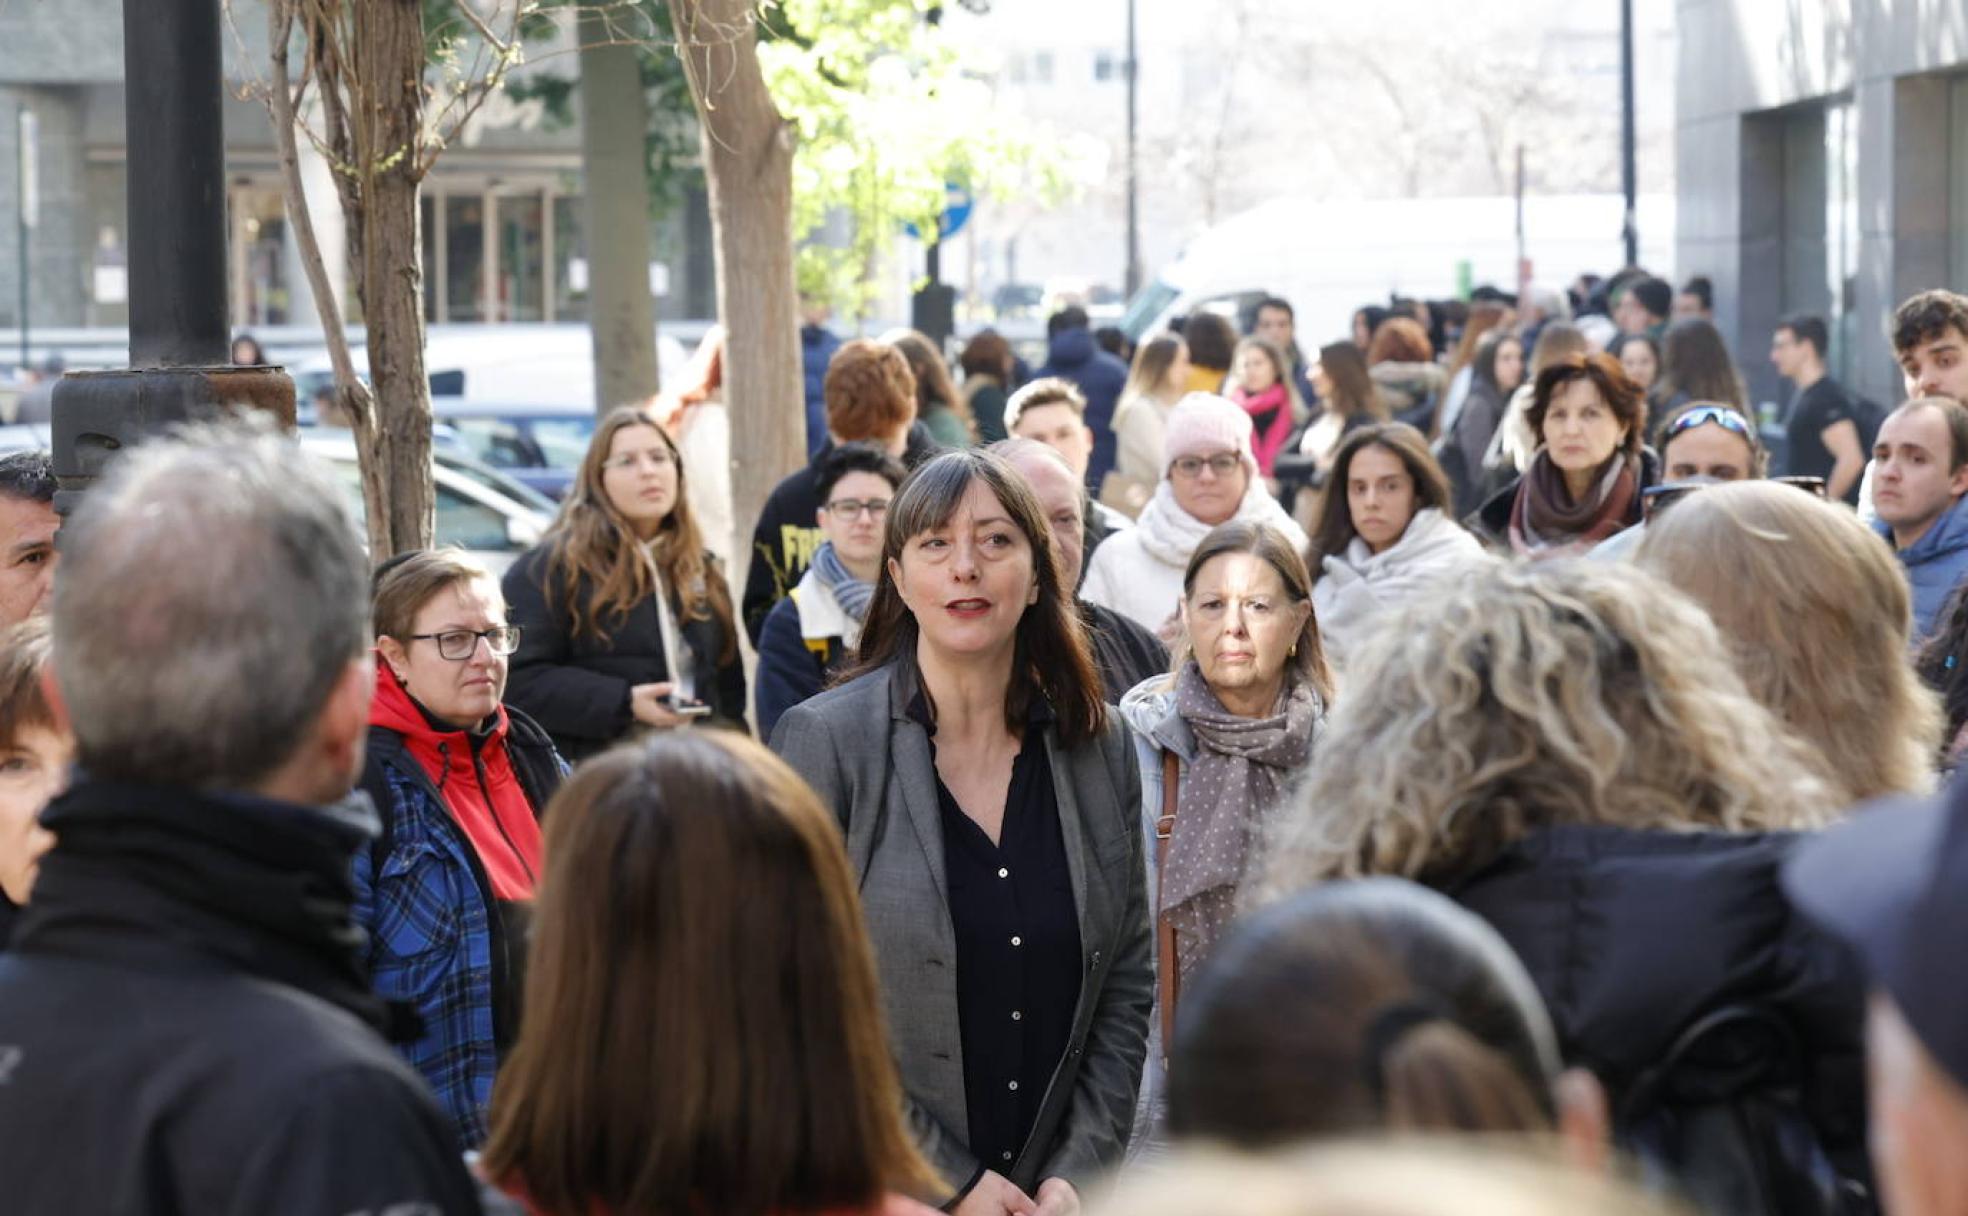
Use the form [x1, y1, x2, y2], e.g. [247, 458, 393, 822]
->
[5, 277, 1968, 1216]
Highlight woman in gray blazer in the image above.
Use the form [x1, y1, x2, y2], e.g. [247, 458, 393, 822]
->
[773, 450, 1153, 1216]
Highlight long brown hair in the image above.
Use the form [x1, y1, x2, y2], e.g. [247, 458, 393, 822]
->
[481, 731, 938, 1215]
[1169, 877, 1561, 1145]
[544, 404, 735, 659]
[1178, 520, 1335, 704]
[852, 450, 1106, 745]
[889, 330, 975, 441]
[1316, 342, 1389, 423]
[1308, 424, 1454, 584]
[1124, 334, 1187, 404]
[1656, 317, 1747, 411]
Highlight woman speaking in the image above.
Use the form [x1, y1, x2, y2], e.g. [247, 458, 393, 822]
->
[772, 450, 1152, 1216]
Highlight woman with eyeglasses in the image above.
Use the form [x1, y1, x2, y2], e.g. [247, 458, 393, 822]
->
[503, 404, 748, 759]
[1083, 394, 1308, 640]
[755, 442, 908, 740]
[357, 548, 569, 1148]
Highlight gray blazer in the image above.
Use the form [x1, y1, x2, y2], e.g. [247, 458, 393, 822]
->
[772, 664, 1153, 1202]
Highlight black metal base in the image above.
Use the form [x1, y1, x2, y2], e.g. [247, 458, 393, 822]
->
[48, 365, 296, 518]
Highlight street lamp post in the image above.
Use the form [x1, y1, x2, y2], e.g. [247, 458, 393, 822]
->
[1124, 0, 1140, 299]
[1619, 0, 1638, 268]
[50, 0, 294, 518]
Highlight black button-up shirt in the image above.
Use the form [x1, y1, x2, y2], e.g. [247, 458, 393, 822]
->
[909, 693, 1083, 1172]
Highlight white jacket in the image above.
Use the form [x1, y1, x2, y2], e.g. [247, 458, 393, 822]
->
[1082, 480, 1309, 637]
[1312, 509, 1489, 667]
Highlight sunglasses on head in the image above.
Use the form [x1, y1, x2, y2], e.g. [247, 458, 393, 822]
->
[1664, 405, 1754, 441]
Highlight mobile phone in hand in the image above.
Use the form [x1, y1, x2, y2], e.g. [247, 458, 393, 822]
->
[668, 695, 713, 719]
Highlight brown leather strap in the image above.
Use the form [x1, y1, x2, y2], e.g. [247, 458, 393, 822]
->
[1156, 749, 1180, 1054]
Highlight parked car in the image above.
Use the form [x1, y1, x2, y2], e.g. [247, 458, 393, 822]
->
[428, 398, 597, 500]
[300, 432, 552, 573]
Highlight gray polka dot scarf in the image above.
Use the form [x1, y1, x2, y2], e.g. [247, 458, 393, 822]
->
[1164, 659, 1321, 984]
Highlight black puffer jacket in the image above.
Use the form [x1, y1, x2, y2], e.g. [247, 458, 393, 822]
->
[503, 542, 748, 759]
[1445, 824, 1870, 1213]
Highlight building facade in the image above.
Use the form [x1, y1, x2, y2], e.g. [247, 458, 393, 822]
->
[1677, 0, 1968, 408]
[0, 0, 713, 339]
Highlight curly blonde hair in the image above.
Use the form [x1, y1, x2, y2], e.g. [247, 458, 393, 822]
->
[1252, 561, 1836, 899]
[1635, 480, 1939, 803]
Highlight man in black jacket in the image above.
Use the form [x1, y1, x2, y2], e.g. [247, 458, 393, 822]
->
[0, 421, 482, 1214]
[745, 337, 942, 641]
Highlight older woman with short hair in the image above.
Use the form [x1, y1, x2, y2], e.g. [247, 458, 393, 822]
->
[772, 450, 1152, 1216]
[359, 548, 567, 1148]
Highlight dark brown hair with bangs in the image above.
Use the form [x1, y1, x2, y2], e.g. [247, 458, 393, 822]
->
[481, 731, 938, 1215]
[0, 618, 54, 750]
[851, 449, 1107, 745]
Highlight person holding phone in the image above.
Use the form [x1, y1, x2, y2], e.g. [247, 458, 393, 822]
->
[504, 404, 748, 759]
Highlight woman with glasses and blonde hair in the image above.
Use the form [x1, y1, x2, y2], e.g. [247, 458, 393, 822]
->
[1083, 394, 1307, 640]
[1255, 560, 1868, 1214]
[357, 547, 569, 1148]
[504, 404, 747, 759]
[481, 732, 941, 1216]
[1637, 480, 1940, 805]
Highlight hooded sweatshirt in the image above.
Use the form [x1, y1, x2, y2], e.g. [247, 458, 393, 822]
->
[1876, 491, 1968, 639]
[368, 663, 542, 900]
[1034, 327, 1129, 488]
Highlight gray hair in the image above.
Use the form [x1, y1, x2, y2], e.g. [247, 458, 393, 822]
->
[53, 417, 370, 789]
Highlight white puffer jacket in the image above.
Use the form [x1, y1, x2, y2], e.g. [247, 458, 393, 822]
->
[1312, 508, 1490, 667]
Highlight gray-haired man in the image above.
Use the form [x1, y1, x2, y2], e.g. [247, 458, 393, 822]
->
[0, 421, 481, 1214]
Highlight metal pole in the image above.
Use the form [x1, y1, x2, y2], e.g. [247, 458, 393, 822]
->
[1619, 0, 1638, 268]
[1124, 0, 1141, 298]
[122, 0, 229, 368]
[16, 105, 27, 372]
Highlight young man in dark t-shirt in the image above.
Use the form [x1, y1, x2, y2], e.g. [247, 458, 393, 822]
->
[1772, 314, 1866, 504]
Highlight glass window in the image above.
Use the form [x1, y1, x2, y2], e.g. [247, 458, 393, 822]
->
[446, 195, 487, 322]
[526, 417, 598, 470]
[451, 418, 547, 470]
[1952, 76, 1968, 291]
[553, 194, 587, 323]
[435, 483, 517, 552]
[498, 192, 546, 323]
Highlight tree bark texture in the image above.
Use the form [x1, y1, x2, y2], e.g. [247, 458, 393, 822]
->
[346, 0, 435, 560]
[667, 0, 804, 574]
[578, 14, 662, 414]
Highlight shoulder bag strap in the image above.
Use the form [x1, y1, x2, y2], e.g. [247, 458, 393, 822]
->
[1157, 748, 1181, 1056]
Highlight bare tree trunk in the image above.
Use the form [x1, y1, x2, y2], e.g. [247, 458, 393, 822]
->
[266, 1, 375, 452]
[579, 11, 661, 414]
[668, 0, 803, 571]
[348, 0, 434, 559]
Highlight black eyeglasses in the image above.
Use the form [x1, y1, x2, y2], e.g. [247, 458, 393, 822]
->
[1170, 453, 1243, 479]
[1664, 405, 1754, 441]
[823, 497, 891, 521]
[408, 626, 522, 661]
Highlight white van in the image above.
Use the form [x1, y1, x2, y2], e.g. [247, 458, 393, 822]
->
[1120, 193, 1677, 346]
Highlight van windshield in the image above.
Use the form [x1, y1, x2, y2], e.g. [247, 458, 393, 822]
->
[1119, 279, 1180, 340]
